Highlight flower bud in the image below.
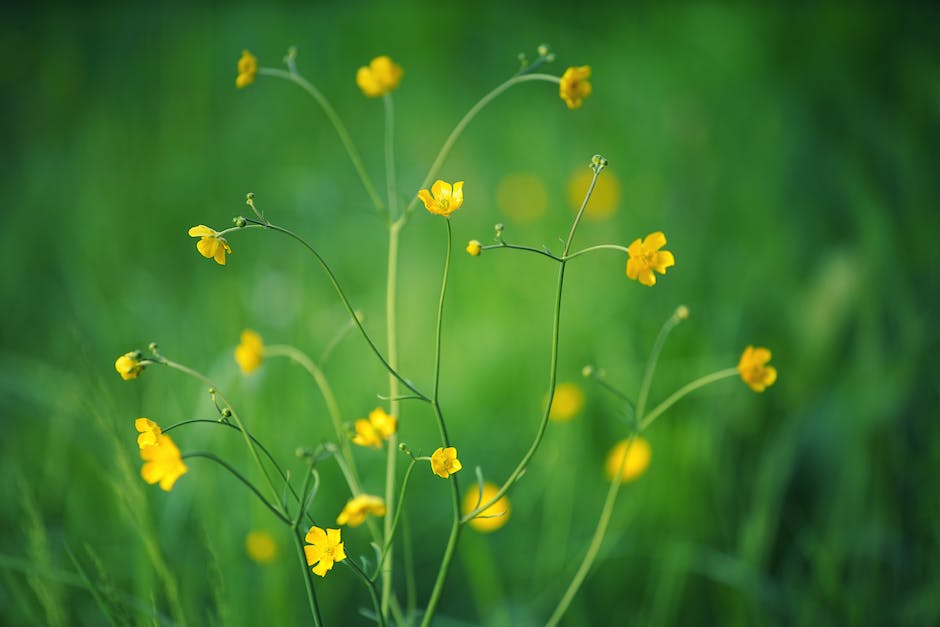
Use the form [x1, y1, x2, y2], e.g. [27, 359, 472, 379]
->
[581, 365, 594, 378]
[233, 216, 247, 228]
[466, 240, 482, 257]
[675, 305, 689, 320]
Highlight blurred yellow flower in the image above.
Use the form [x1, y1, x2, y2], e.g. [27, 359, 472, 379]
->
[466, 240, 482, 257]
[496, 173, 548, 224]
[418, 180, 464, 217]
[304, 526, 346, 577]
[568, 168, 620, 220]
[336, 495, 386, 527]
[235, 329, 264, 374]
[605, 437, 651, 483]
[140, 433, 188, 491]
[738, 346, 777, 392]
[430, 446, 462, 479]
[236, 50, 257, 88]
[560, 66, 592, 110]
[356, 55, 403, 97]
[462, 482, 510, 533]
[245, 530, 277, 564]
[626, 231, 675, 287]
[115, 351, 144, 380]
[135, 418, 162, 449]
[352, 407, 397, 448]
[548, 382, 585, 422]
[188, 225, 232, 266]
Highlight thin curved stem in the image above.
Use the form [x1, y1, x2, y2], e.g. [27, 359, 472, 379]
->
[636, 314, 684, 423]
[343, 559, 385, 627]
[259, 67, 384, 211]
[564, 243, 630, 261]
[373, 458, 418, 580]
[182, 452, 289, 525]
[482, 242, 562, 262]
[291, 529, 324, 627]
[639, 368, 739, 431]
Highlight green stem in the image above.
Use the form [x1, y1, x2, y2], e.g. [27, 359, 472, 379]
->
[635, 313, 684, 423]
[259, 67, 384, 211]
[403, 73, 561, 217]
[259, 222, 430, 402]
[344, 559, 386, 627]
[374, 458, 418, 579]
[482, 242, 562, 262]
[291, 529, 324, 627]
[462, 166, 601, 523]
[638, 368, 739, 431]
[564, 243, 630, 261]
[182, 452, 289, 525]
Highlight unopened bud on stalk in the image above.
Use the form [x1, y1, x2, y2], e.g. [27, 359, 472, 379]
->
[675, 305, 689, 321]
[148, 342, 158, 352]
[494, 223, 504, 239]
[466, 240, 482, 257]
[233, 216, 247, 228]
[221, 408, 232, 418]
[591, 154, 609, 173]
[581, 365, 594, 378]
[537, 44, 550, 57]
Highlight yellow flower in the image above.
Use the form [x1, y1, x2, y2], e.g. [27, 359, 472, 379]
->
[466, 240, 482, 257]
[115, 351, 144, 380]
[462, 482, 510, 533]
[430, 446, 462, 479]
[303, 526, 346, 577]
[548, 382, 585, 422]
[135, 418, 162, 449]
[188, 225, 232, 266]
[356, 55, 403, 97]
[605, 437, 651, 482]
[418, 180, 464, 217]
[245, 530, 277, 564]
[235, 329, 264, 374]
[140, 433, 188, 491]
[559, 66, 592, 110]
[738, 346, 777, 392]
[236, 50, 257, 88]
[351, 408, 397, 448]
[336, 495, 386, 527]
[626, 231, 675, 287]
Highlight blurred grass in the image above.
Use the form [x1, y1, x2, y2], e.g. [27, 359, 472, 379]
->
[2, 2, 939, 625]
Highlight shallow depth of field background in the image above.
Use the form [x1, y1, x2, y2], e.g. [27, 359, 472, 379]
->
[2, 3, 938, 626]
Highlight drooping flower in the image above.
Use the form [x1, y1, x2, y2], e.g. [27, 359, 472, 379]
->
[351, 408, 397, 448]
[430, 446, 462, 479]
[135, 418, 162, 449]
[235, 329, 264, 374]
[236, 50, 258, 88]
[737, 346, 777, 393]
[245, 530, 277, 564]
[462, 481, 511, 533]
[356, 55, 403, 97]
[418, 180, 464, 217]
[626, 231, 675, 287]
[548, 382, 585, 422]
[466, 240, 482, 257]
[303, 526, 346, 577]
[140, 433, 188, 491]
[605, 436, 651, 483]
[115, 351, 145, 380]
[336, 495, 386, 527]
[188, 225, 232, 266]
[559, 66, 592, 110]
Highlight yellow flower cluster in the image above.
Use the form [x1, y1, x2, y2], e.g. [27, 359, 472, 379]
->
[559, 66, 592, 110]
[115, 351, 144, 380]
[304, 526, 346, 577]
[136, 419, 188, 491]
[352, 408, 397, 448]
[236, 50, 258, 88]
[626, 231, 675, 287]
[336, 495, 386, 527]
[356, 55, 403, 97]
[462, 482, 510, 533]
[188, 225, 232, 266]
[738, 346, 777, 392]
[430, 446, 462, 479]
[418, 180, 464, 217]
[235, 329, 264, 374]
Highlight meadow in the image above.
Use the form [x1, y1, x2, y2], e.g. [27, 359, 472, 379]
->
[2, 3, 938, 626]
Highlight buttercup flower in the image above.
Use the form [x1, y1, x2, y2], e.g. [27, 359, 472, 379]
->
[548, 382, 585, 422]
[626, 231, 675, 287]
[418, 180, 464, 217]
[605, 437, 651, 482]
[236, 50, 257, 88]
[738, 346, 777, 392]
[559, 66, 592, 110]
[462, 481, 511, 533]
[430, 447, 462, 479]
[356, 55, 403, 97]
[303, 526, 346, 577]
[188, 225, 232, 266]
[466, 240, 482, 256]
[245, 530, 277, 564]
[135, 418, 162, 449]
[140, 433, 188, 491]
[336, 495, 386, 527]
[351, 407, 397, 448]
[115, 351, 145, 380]
[235, 329, 264, 374]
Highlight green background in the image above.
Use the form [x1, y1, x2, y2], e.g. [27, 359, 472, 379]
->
[2, 2, 938, 625]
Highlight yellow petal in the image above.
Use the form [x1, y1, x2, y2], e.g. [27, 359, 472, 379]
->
[417, 189, 435, 211]
[305, 526, 327, 545]
[645, 231, 667, 250]
[213, 241, 228, 265]
[326, 528, 342, 545]
[312, 559, 331, 577]
[188, 225, 215, 238]
[639, 270, 656, 287]
[304, 545, 320, 566]
[653, 250, 675, 272]
[196, 237, 218, 259]
[333, 543, 347, 562]
[430, 180, 451, 202]
[451, 181, 464, 208]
